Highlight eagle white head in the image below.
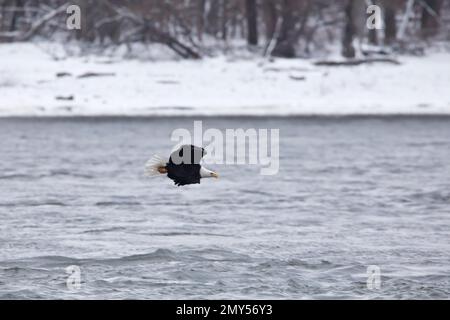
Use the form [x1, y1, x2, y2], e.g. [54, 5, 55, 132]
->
[200, 166, 219, 179]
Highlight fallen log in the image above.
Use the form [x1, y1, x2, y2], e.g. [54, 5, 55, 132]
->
[314, 58, 401, 67]
[77, 72, 116, 79]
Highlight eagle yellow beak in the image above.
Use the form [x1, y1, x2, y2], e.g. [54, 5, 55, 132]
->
[211, 172, 219, 179]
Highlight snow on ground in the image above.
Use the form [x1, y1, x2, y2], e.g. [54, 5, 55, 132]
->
[0, 42, 449, 116]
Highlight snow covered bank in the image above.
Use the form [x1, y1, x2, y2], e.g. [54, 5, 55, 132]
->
[1, 43, 449, 116]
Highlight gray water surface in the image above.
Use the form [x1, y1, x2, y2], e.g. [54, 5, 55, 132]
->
[0, 117, 449, 299]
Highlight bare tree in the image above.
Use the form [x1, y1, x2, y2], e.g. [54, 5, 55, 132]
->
[342, 0, 356, 58]
[246, 0, 258, 45]
[270, 0, 312, 58]
[262, 0, 278, 40]
[421, 0, 443, 38]
[0, 0, 448, 58]
[381, 0, 398, 45]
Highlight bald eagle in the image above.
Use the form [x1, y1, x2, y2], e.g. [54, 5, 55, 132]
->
[145, 145, 218, 186]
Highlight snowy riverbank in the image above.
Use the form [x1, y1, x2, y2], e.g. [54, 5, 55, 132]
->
[1, 43, 449, 116]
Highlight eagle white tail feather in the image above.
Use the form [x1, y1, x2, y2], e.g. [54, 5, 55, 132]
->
[144, 155, 167, 177]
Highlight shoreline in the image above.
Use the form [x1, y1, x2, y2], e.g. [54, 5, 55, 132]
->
[2, 113, 450, 120]
[1, 42, 449, 117]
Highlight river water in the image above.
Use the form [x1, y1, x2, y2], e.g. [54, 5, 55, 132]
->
[0, 117, 449, 299]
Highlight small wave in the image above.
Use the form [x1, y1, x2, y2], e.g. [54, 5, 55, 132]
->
[47, 170, 94, 179]
[27, 255, 81, 264]
[409, 190, 450, 203]
[0, 172, 94, 180]
[0, 203, 17, 207]
[95, 201, 142, 206]
[33, 201, 67, 207]
[0, 255, 83, 268]
[0, 290, 45, 300]
[1, 249, 177, 268]
[0, 173, 31, 180]
[253, 258, 337, 271]
[143, 232, 231, 237]
[238, 189, 275, 197]
[111, 249, 177, 263]
[406, 141, 450, 147]
[183, 248, 251, 262]
[1, 248, 249, 272]
[0, 266, 50, 274]
[107, 248, 249, 264]
[0, 200, 67, 207]
[81, 227, 127, 234]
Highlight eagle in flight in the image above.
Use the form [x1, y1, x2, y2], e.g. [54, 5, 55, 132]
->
[145, 145, 218, 186]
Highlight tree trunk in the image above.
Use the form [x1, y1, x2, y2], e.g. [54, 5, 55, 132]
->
[246, 0, 258, 45]
[9, 0, 23, 32]
[262, 0, 277, 40]
[421, 0, 442, 38]
[220, 0, 227, 41]
[272, 0, 297, 58]
[383, 0, 397, 45]
[0, 1, 6, 33]
[342, 0, 356, 58]
[368, 29, 378, 45]
[197, 0, 206, 41]
[206, 0, 220, 37]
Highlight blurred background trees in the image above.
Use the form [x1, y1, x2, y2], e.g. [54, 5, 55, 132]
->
[0, 0, 449, 59]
